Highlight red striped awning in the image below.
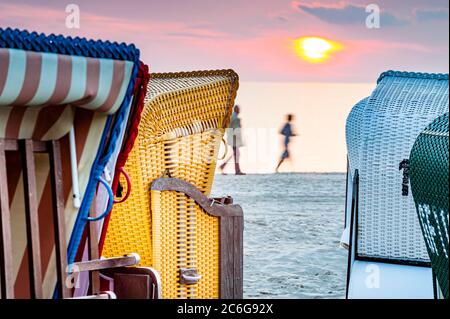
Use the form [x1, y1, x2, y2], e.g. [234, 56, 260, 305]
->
[0, 48, 134, 141]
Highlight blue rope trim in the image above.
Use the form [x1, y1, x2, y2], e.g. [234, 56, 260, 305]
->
[0, 27, 139, 61]
[52, 114, 115, 299]
[83, 176, 114, 222]
[58, 62, 139, 297]
[377, 70, 449, 84]
[66, 61, 140, 266]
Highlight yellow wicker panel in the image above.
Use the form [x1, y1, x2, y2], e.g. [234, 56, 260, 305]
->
[151, 191, 219, 299]
[102, 70, 238, 298]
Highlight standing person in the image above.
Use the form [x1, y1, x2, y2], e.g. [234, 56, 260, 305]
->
[220, 105, 245, 175]
[276, 114, 297, 173]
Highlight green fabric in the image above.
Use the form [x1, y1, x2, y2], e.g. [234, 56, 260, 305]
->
[410, 113, 449, 299]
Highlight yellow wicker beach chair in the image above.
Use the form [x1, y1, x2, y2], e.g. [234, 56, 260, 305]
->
[102, 70, 243, 299]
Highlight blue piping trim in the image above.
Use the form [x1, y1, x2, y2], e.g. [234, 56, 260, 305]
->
[82, 176, 114, 222]
[67, 62, 139, 265]
[0, 27, 139, 61]
[377, 70, 449, 84]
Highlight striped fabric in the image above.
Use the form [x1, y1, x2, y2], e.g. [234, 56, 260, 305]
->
[0, 48, 134, 140]
[8, 110, 107, 298]
[0, 28, 141, 298]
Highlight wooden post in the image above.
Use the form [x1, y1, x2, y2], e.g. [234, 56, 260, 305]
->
[233, 215, 244, 298]
[20, 140, 43, 299]
[219, 215, 244, 299]
[88, 200, 100, 295]
[0, 139, 14, 299]
[48, 140, 70, 298]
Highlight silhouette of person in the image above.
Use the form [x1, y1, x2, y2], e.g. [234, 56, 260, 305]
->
[220, 105, 245, 175]
[276, 114, 297, 173]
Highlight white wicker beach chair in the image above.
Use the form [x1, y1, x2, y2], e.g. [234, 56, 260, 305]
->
[344, 71, 449, 299]
[341, 98, 368, 249]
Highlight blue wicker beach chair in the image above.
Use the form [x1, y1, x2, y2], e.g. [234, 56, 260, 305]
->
[343, 71, 449, 299]
[0, 28, 158, 299]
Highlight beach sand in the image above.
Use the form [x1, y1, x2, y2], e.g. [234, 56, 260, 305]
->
[211, 173, 348, 299]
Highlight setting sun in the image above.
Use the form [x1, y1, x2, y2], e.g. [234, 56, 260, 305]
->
[295, 37, 343, 63]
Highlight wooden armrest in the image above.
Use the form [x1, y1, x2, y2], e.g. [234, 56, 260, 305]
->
[69, 253, 140, 273]
[212, 196, 233, 205]
[151, 178, 243, 217]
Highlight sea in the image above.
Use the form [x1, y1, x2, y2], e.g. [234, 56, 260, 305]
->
[211, 173, 348, 299]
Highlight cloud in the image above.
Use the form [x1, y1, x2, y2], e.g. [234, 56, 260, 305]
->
[0, 3, 230, 44]
[0, 3, 175, 36]
[414, 8, 449, 22]
[292, 1, 408, 27]
[166, 26, 229, 39]
[275, 16, 289, 23]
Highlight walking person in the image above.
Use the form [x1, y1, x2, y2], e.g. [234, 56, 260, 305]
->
[220, 105, 245, 175]
[276, 114, 297, 173]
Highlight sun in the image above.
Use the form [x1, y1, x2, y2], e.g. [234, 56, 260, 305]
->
[294, 37, 343, 63]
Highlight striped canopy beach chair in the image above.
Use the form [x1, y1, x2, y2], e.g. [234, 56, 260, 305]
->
[101, 70, 244, 299]
[343, 71, 449, 299]
[0, 28, 156, 299]
[70, 62, 150, 298]
[410, 113, 449, 299]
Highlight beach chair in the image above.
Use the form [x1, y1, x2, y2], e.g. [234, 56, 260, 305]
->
[343, 71, 449, 299]
[71, 63, 150, 298]
[0, 27, 158, 299]
[101, 70, 244, 299]
[410, 113, 449, 299]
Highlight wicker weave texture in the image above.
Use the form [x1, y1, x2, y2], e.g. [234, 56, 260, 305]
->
[346, 72, 449, 262]
[346, 97, 369, 174]
[102, 70, 238, 298]
[152, 191, 220, 298]
[410, 113, 449, 298]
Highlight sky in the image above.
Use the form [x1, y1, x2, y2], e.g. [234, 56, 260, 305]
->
[1, 1, 448, 172]
[225, 82, 374, 173]
[0, 0, 448, 82]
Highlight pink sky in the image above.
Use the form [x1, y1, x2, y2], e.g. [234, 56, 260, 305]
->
[1, 0, 448, 82]
[1, 1, 448, 172]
